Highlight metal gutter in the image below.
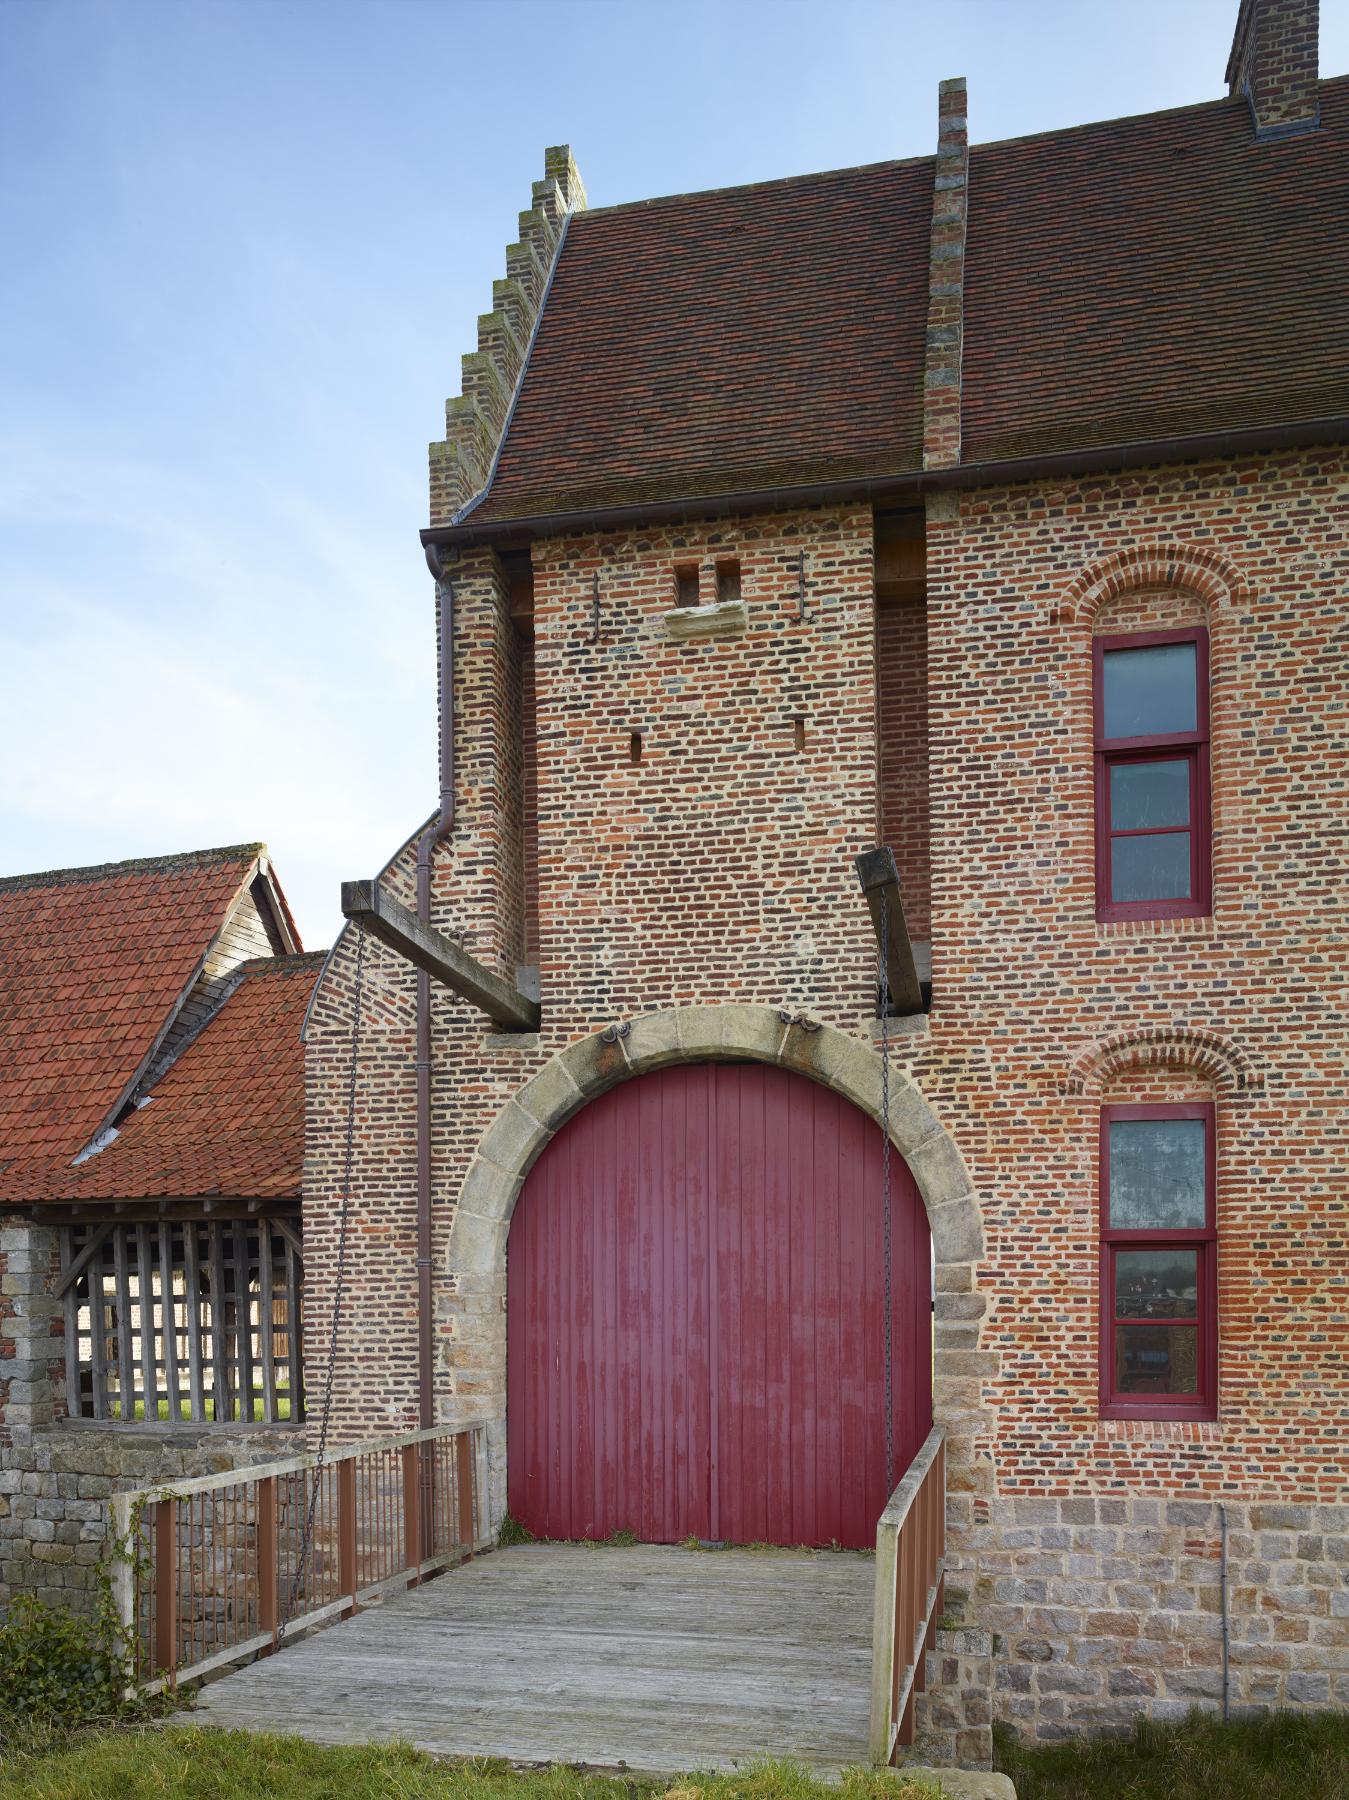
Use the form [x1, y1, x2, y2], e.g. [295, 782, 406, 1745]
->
[421, 413, 1349, 551]
[413, 574, 456, 1431]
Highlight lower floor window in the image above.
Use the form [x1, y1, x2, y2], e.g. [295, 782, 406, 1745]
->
[1099, 1102, 1217, 1419]
[58, 1217, 304, 1425]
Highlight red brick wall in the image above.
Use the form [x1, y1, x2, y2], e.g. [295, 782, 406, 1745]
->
[914, 446, 1348, 1505]
[305, 506, 883, 1438]
[305, 443, 1349, 1725]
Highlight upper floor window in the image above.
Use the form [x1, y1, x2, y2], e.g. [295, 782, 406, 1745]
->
[1093, 627, 1210, 921]
[1099, 1102, 1217, 1420]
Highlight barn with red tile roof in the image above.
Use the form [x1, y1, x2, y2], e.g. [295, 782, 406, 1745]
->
[0, 845, 317, 1463]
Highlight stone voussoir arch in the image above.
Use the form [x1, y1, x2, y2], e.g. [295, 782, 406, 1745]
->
[1062, 540, 1251, 630]
[1063, 1022, 1262, 1099]
[451, 1003, 984, 1282]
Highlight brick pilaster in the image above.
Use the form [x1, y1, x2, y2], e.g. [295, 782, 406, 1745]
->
[922, 79, 968, 472]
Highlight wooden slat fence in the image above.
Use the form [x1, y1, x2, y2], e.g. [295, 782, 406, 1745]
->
[109, 1423, 490, 1690]
[59, 1219, 303, 1424]
[868, 1425, 946, 1764]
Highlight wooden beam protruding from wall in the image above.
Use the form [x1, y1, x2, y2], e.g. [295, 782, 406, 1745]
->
[855, 847, 925, 1017]
[340, 879, 540, 1033]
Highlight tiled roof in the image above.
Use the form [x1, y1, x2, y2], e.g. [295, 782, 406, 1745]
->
[0, 845, 263, 1197]
[460, 78, 1349, 527]
[468, 158, 935, 521]
[44, 955, 323, 1202]
[962, 80, 1349, 462]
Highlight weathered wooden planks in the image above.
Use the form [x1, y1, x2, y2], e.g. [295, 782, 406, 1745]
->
[184, 1543, 876, 1773]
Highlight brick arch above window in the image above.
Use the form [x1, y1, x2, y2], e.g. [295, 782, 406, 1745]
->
[1092, 584, 1207, 638]
[1062, 1024, 1262, 1100]
[1062, 542, 1250, 630]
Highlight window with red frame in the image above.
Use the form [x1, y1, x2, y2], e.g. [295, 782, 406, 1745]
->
[1094, 627, 1210, 921]
[1100, 1103, 1217, 1420]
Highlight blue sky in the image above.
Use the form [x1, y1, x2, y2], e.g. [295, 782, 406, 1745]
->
[3, 0, 1345, 947]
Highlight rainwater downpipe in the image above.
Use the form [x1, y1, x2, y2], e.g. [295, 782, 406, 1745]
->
[415, 555, 456, 1431]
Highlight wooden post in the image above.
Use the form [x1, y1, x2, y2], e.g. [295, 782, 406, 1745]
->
[207, 1224, 230, 1420]
[158, 1221, 181, 1422]
[341, 879, 540, 1032]
[257, 1224, 277, 1422]
[256, 1475, 278, 1653]
[402, 1443, 423, 1584]
[337, 1458, 358, 1614]
[868, 1515, 899, 1764]
[107, 1491, 137, 1654]
[136, 1225, 157, 1424]
[233, 1221, 255, 1420]
[153, 1497, 178, 1681]
[113, 1228, 135, 1419]
[182, 1223, 205, 1421]
[88, 1239, 109, 1421]
[455, 1432, 475, 1547]
[854, 846, 924, 1016]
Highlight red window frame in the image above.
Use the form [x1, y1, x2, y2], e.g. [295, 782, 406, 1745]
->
[1093, 626, 1210, 921]
[1099, 1102, 1218, 1421]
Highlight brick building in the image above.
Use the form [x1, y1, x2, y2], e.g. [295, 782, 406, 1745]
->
[318, 0, 1338, 1760]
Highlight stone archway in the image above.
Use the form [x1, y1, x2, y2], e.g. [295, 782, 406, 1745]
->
[447, 1005, 990, 1526]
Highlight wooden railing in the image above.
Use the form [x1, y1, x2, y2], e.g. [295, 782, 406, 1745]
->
[869, 1425, 946, 1765]
[109, 1423, 491, 1690]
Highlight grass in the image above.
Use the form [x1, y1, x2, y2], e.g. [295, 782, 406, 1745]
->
[125, 1383, 294, 1424]
[4, 1712, 1346, 1800]
[0, 1731, 947, 1800]
[993, 1709, 1349, 1800]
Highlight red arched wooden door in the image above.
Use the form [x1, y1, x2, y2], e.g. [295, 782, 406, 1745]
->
[506, 1061, 931, 1549]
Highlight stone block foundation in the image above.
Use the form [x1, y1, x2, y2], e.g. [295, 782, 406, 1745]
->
[976, 1496, 1349, 1740]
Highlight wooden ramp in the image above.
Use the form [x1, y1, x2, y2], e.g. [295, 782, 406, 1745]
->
[183, 1543, 876, 1774]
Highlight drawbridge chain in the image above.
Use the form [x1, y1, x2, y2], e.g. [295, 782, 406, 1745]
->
[276, 924, 366, 1648]
[880, 901, 894, 1495]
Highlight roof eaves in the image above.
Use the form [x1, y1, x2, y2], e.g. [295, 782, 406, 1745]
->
[423, 414, 1349, 550]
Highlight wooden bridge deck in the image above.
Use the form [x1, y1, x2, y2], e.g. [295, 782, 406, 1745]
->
[184, 1542, 877, 1774]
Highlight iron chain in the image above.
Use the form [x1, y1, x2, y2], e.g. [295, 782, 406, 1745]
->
[880, 901, 894, 1494]
[276, 924, 366, 1647]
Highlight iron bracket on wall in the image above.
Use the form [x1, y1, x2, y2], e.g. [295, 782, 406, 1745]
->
[340, 880, 540, 1033]
[854, 847, 925, 1017]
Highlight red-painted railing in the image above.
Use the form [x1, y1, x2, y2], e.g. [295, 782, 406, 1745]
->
[869, 1425, 946, 1764]
[109, 1424, 490, 1689]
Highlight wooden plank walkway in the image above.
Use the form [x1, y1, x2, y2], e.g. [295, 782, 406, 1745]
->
[184, 1542, 877, 1773]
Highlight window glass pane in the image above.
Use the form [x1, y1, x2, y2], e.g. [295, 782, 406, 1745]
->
[1115, 1324, 1199, 1394]
[1110, 759, 1190, 830]
[1108, 1118, 1207, 1229]
[1115, 1249, 1199, 1319]
[1111, 832, 1191, 902]
[1102, 641, 1197, 739]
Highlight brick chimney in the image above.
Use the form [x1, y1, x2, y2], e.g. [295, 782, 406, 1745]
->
[922, 78, 968, 471]
[1226, 0, 1320, 139]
